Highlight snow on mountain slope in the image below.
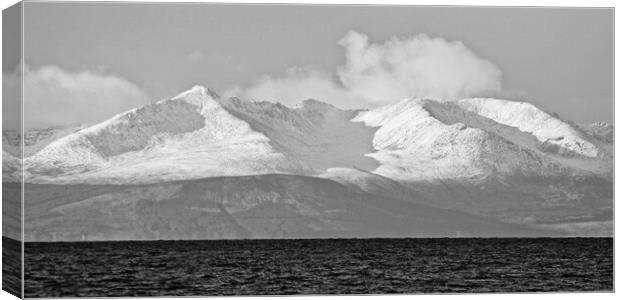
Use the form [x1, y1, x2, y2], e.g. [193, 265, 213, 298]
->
[24, 86, 383, 184]
[2, 149, 21, 182]
[25, 86, 301, 184]
[354, 99, 554, 181]
[219, 97, 378, 172]
[20, 86, 611, 185]
[427, 100, 612, 177]
[455, 98, 606, 158]
[353, 98, 611, 181]
[454, 99, 612, 176]
[2, 125, 85, 157]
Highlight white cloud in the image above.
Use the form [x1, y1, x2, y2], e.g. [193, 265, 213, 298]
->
[225, 30, 503, 108]
[2, 68, 22, 131]
[223, 66, 361, 109]
[338, 31, 502, 104]
[3, 65, 150, 130]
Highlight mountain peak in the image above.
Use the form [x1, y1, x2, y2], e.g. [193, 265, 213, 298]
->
[189, 85, 219, 98]
[169, 85, 220, 105]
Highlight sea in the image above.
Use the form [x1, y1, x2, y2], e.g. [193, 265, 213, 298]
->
[12, 237, 614, 297]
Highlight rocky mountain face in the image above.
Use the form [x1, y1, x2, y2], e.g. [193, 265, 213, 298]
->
[582, 121, 614, 144]
[2, 86, 613, 240]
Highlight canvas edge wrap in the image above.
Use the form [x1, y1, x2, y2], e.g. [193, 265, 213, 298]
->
[2, 1, 24, 298]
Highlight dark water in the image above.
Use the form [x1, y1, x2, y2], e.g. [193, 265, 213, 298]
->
[24, 238, 612, 297]
[2, 237, 22, 297]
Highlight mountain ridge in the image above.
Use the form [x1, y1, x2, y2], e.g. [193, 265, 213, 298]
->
[10, 85, 612, 184]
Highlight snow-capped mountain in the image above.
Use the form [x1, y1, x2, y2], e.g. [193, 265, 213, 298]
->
[2, 125, 85, 181]
[455, 99, 608, 158]
[23, 86, 298, 183]
[16, 86, 612, 184]
[2, 125, 85, 157]
[353, 98, 612, 181]
[2, 85, 613, 239]
[21, 86, 381, 184]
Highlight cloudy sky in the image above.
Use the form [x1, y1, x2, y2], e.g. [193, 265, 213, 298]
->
[3, 3, 613, 129]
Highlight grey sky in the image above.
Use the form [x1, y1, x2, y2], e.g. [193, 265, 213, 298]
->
[2, 2, 21, 131]
[16, 3, 614, 124]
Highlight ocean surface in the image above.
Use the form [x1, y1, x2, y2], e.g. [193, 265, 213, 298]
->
[22, 238, 612, 297]
[2, 237, 22, 297]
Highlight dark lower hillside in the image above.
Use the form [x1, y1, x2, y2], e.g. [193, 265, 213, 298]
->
[16, 174, 559, 242]
[399, 173, 613, 236]
[2, 181, 22, 241]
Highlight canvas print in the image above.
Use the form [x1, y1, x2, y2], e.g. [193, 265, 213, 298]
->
[1, 1, 614, 298]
